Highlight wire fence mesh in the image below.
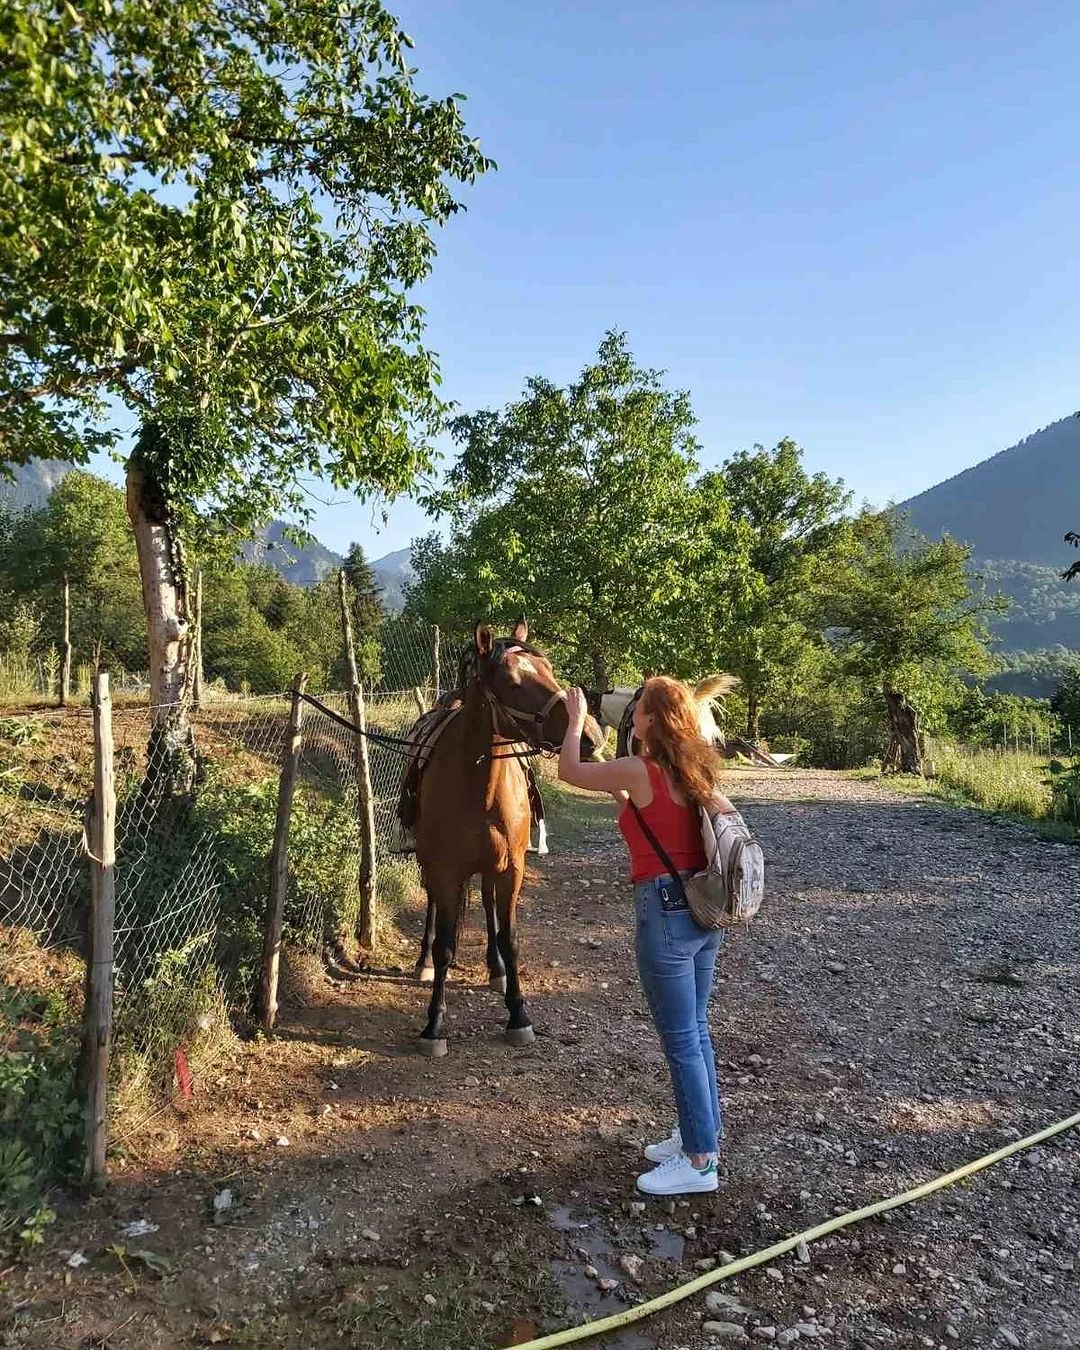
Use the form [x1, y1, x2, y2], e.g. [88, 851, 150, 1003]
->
[0, 621, 453, 1089]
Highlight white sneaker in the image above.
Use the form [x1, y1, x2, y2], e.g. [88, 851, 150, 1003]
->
[643, 1125, 682, 1163]
[636, 1152, 718, 1196]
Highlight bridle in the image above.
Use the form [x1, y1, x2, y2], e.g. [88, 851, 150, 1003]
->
[466, 641, 570, 755]
[482, 684, 567, 753]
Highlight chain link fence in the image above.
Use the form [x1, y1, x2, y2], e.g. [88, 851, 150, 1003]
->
[0, 620, 455, 1119]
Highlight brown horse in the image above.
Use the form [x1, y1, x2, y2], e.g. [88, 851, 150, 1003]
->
[413, 620, 603, 1056]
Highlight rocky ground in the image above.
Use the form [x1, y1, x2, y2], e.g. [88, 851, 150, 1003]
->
[3, 768, 1079, 1350]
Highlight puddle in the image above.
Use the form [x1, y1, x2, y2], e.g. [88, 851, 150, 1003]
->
[545, 1204, 681, 1350]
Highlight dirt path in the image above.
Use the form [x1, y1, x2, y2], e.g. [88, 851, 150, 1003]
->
[4, 769, 1080, 1350]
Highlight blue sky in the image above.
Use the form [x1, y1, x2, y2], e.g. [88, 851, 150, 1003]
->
[96, 0, 1080, 561]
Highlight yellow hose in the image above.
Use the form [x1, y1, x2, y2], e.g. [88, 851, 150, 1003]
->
[513, 1108, 1080, 1350]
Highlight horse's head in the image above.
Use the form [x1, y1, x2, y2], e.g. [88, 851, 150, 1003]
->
[472, 619, 605, 758]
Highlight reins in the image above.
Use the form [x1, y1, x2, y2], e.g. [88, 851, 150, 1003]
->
[297, 679, 564, 764]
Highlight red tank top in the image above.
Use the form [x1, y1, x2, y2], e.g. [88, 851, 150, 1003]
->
[618, 760, 706, 883]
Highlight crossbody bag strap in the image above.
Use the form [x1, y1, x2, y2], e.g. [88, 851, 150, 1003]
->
[628, 800, 688, 902]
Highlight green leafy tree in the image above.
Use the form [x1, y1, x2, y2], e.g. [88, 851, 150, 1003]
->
[342, 544, 384, 682]
[694, 439, 849, 739]
[826, 510, 1004, 774]
[2, 0, 490, 781]
[1051, 668, 1080, 732]
[409, 332, 704, 687]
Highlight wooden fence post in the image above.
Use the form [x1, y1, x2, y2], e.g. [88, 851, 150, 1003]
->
[412, 686, 427, 717]
[258, 673, 306, 1030]
[338, 571, 377, 950]
[81, 672, 116, 1189]
[192, 569, 204, 707]
[59, 574, 72, 707]
[432, 624, 440, 702]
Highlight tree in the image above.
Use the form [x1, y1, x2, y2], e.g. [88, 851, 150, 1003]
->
[0, 471, 145, 671]
[694, 440, 849, 740]
[2, 0, 490, 783]
[408, 332, 704, 687]
[826, 511, 1004, 774]
[342, 543, 384, 682]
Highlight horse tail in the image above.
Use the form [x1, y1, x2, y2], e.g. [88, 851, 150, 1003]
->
[694, 673, 740, 703]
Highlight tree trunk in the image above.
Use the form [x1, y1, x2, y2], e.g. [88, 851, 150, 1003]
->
[747, 692, 761, 742]
[882, 685, 923, 775]
[590, 650, 608, 691]
[125, 430, 197, 796]
[192, 569, 204, 707]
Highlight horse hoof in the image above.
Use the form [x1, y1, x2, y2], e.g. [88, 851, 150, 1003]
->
[488, 975, 507, 994]
[417, 1036, 448, 1057]
[505, 1025, 535, 1047]
[416, 967, 435, 984]
[536, 843, 550, 856]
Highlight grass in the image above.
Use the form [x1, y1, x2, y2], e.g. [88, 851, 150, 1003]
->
[534, 764, 615, 849]
[851, 743, 1080, 842]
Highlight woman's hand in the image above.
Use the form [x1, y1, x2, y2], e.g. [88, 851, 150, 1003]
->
[564, 686, 588, 739]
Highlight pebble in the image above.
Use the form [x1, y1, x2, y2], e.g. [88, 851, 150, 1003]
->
[584, 1264, 599, 1279]
[892, 1263, 907, 1276]
[776, 1332, 801, 1347]
[998, 1333, 1020, 1348]
[705, 1292, 754, 1318]
[275, 1136, 290, 1147]
[360, 1228, 380, 1242]
[423, 1293, 437, 1307]
[796, 1240, 811, 1263]
[765, 1266, 785, 1282]
[702, 1323, 749, 1342]
[619, 1253, 644, 1282]
[826, 961, 847, 975]
[794, 1324, 821, 1339]
[598, 1278, 619, 1292]
[463, 1075, 480, 1088]
[695, 1257, 718, 1270]
[752, 1330, 778, 1343]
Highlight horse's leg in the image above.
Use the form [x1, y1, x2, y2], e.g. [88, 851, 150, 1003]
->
[418, 882, 462, 1056]
[415, 893, 436, 983]
[495, 865, 534, 1046]
[482, 875, 506, 993]
[528, 770, 549, 856]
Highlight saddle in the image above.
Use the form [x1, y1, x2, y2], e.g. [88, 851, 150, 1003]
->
[396, 690, 544, 843]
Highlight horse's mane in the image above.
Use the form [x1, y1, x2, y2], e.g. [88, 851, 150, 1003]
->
[693, 673, 740, 703]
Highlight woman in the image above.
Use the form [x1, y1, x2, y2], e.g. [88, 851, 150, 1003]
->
[559, 677, 738, 1196]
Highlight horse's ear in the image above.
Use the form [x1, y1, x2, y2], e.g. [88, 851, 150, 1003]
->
[474, 622, 494, 658]
[511, 614, 528, 642]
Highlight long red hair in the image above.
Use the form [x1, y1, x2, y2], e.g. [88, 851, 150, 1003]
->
[639, 676, 723, 807]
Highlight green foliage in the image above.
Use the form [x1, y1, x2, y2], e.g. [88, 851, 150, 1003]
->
[0, 982, 81, 1251]
[343, 545, 384, 683]
[825, 511, 1004, 741]
[410, 331, 707, 686]
[1051, 667, 1080, 729]
[193, 765, 364, 994]
[2, 0, 491, 534]
[696, 439, 850, 734]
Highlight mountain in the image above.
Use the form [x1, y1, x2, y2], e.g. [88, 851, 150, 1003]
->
[0, 459, 77, 512]
[899, 413, 1080, 690]
[901, 413, 1080, 569]
[368, 546, 412, 612]
[242, 520, 343, 587]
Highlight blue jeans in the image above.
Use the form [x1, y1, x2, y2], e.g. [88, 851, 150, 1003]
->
[634, 877, 725, 1155]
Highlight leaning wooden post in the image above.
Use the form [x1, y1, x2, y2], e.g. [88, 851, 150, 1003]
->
[81, 672, 116, 1189]
[412, 686, 427, 717]
[192, 569, 204, 707]
[338, 571, 377, 950]
[432, 624, 440, 702]
[59, 573, 72, 707]
[258, 673, 306, 1030]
